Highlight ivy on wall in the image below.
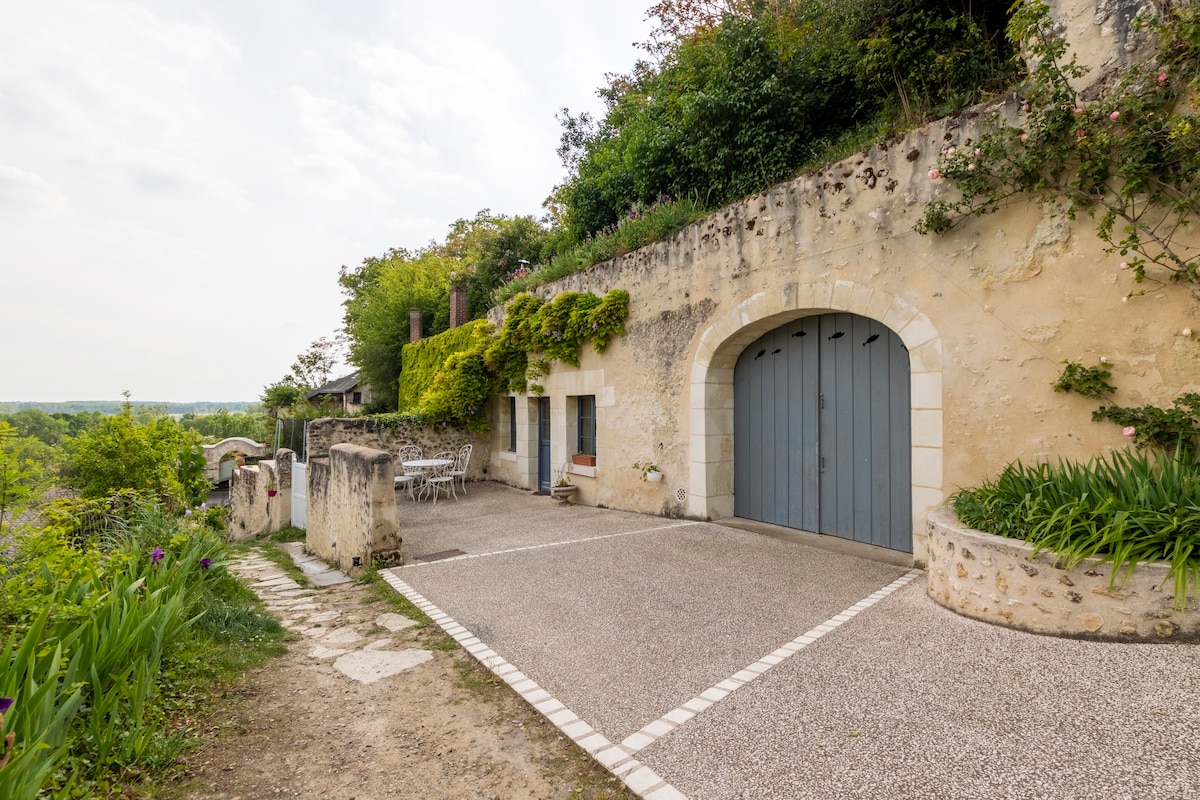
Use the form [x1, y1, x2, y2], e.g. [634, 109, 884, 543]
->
[395, 290, 630, 432]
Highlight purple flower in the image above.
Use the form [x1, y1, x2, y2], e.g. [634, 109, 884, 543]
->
[660, 194, 670, 203]
[200, 558, 212, 569]
[629, 209, 637, 218]
[184, 509, 192, 517]
[0, 697, 12, 713]
[199, 502, 208, 511]
[151, 548, 164, 564]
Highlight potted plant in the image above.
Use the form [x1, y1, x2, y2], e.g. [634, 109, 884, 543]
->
[571, 452, 597, 467]
[266, 481, 278, 497]
[550, 466, 577, 502]
[632, 461, 663, 482]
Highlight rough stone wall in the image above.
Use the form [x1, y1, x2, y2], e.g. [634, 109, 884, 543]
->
[304, 444, 401, 576]
[306, 417, 488, 481]
[927, 507, 1198, 641]
[228, 450, 293, 540]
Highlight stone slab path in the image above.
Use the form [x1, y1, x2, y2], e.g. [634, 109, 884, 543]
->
[228, 549, 431, 685]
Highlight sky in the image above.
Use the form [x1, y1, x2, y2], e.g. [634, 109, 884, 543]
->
[0, 0, 656, 403]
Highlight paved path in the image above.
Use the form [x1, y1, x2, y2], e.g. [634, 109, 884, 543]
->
[382, 483, 1200, 799]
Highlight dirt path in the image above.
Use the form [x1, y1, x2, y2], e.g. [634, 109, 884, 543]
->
[181, 548, 635, 800]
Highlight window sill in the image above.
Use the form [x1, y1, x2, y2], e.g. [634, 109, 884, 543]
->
[567, 463, 596, 479]
[500, 451, 517, 463]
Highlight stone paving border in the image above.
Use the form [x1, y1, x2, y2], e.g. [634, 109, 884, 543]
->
[382, 554, 921, 800]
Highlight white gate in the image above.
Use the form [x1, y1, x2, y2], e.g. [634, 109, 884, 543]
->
[291, 460, 307, 529]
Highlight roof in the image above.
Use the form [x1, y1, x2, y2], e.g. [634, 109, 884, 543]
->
[306, 371, 360, 399]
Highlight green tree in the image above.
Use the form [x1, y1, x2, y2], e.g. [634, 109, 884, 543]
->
[63, 399, 208, 509]
[0, 422, 53, 535]
[437, 210, 548, 317]
[0, 409, 70, 446]
[339, 247, 457, 409]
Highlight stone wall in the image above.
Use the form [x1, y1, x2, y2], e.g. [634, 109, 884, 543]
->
[482, 3, 1199, 562]
[306, 417, 488, 482]
[926, 507, 1198, 641]
[201, 437, 269, 482]
[305, 444, 402, 576]
[228, 449, 293, 540]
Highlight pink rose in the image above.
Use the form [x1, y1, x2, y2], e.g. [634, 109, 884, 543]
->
[1119, 262, 1129, 270]
[1122, 426, 1136, 438]
[1158, 72, 1167, 83]
[1021, 103, 1030, 112]
[1110, 111, 1120, 121]
[1020, 133, 1029, 142]
[967, 163, 975, 171]
[928, 169, 941, 180]
[1073, 107, 1082, 116]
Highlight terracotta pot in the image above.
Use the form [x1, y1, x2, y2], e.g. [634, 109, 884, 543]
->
[571, 453, 596, 467]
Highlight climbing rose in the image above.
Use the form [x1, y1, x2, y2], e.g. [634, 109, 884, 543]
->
[1020, 133, 1029, 142]
[1073, 107, 1082, 115]
[151, 548, 164, 564]
[1184, 329, 1193, 337]
[928, 169, 940, 180]
[1021, 103, 1030, 112]
[1158, 72, 1167, 83]
[1119, 262, 1129, 270]
[967, 164, 976, 171]
[1123, 426, 1136, 438]
[1110, 111, 1120, 121]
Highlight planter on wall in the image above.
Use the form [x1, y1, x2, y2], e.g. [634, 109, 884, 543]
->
[571, 453, 596, 467]
[267, 489, 278, 497]
[926, 506, 1199, 641]
[646, 470, 663, 483]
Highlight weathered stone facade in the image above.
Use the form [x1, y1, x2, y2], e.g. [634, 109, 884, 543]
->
[927, 507, 1199, 641]
[228, 449, 293, 540]
[484, 0, 1199, 566]
[305, 444, 402, 576]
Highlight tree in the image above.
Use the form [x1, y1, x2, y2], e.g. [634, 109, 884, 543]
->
[0, 421, 53, 535]
[339, 247, 457, 409]
[290, 336, 346, 388]
[437, 210, 548, 318]
[63, 398, 208, 509]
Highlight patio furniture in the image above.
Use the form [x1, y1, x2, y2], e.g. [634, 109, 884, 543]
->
[402, 455, 455, 503]
[394, 445, 424, 500]
[421, 452, 457, 505]
[450, 444, 473, 494]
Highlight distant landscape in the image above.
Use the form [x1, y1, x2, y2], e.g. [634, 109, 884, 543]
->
[0, 400, 256, 415]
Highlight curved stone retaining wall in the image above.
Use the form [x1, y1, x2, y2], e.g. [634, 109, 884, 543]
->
[926, 507, 1198, 641]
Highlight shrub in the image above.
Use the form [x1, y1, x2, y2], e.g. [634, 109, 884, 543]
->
[952, 448, 1200, 607]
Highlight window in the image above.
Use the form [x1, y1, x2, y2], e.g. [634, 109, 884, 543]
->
[352, 391, 362, 405]
[508, 397, 517, 452]
[577, 395, 596, 456]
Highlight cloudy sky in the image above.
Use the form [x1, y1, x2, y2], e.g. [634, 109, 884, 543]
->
[0, 0, 655, 402]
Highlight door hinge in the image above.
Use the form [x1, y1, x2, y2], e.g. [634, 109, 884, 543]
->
[819, 392, 825, 410]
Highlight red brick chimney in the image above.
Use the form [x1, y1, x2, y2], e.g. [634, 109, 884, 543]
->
[409, 308, 423, 342]
[450, 284, 468, 328]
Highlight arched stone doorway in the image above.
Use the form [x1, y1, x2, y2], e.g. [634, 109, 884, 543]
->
[687, 282, 944, 561]
[733, 312, 911, 552]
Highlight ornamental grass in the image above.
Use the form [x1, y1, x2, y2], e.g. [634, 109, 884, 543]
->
[952, 448, 1200, 608]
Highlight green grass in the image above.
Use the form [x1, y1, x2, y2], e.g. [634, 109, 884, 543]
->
[953, 448, 1200, 607]
[267, 526, 306, 543]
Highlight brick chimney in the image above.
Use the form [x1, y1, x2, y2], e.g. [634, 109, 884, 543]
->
[409, 308, 423, 343]
[449, 284, 468, 328]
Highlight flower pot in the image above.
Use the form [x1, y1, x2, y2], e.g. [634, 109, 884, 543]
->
[267, 489, 278, 497]
[646, 470, 663, 483]
[550, 485, 577, 503]
[571, 453, 596, 467]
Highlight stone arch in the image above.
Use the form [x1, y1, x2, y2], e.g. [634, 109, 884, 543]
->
[687, 281, 943, 561]
[203, 437, 270, 482]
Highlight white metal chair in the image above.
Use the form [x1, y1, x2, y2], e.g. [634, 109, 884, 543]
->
[450, 444, 473, 494]
[423, 451, 457, 505]
[394, 444, 424, 501]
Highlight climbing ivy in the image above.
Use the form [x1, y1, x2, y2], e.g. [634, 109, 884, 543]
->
[916, 1, 1200, 297]
[394, 290, 630, 431]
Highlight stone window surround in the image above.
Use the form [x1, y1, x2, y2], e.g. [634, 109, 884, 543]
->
[689, 281, 943, 564]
